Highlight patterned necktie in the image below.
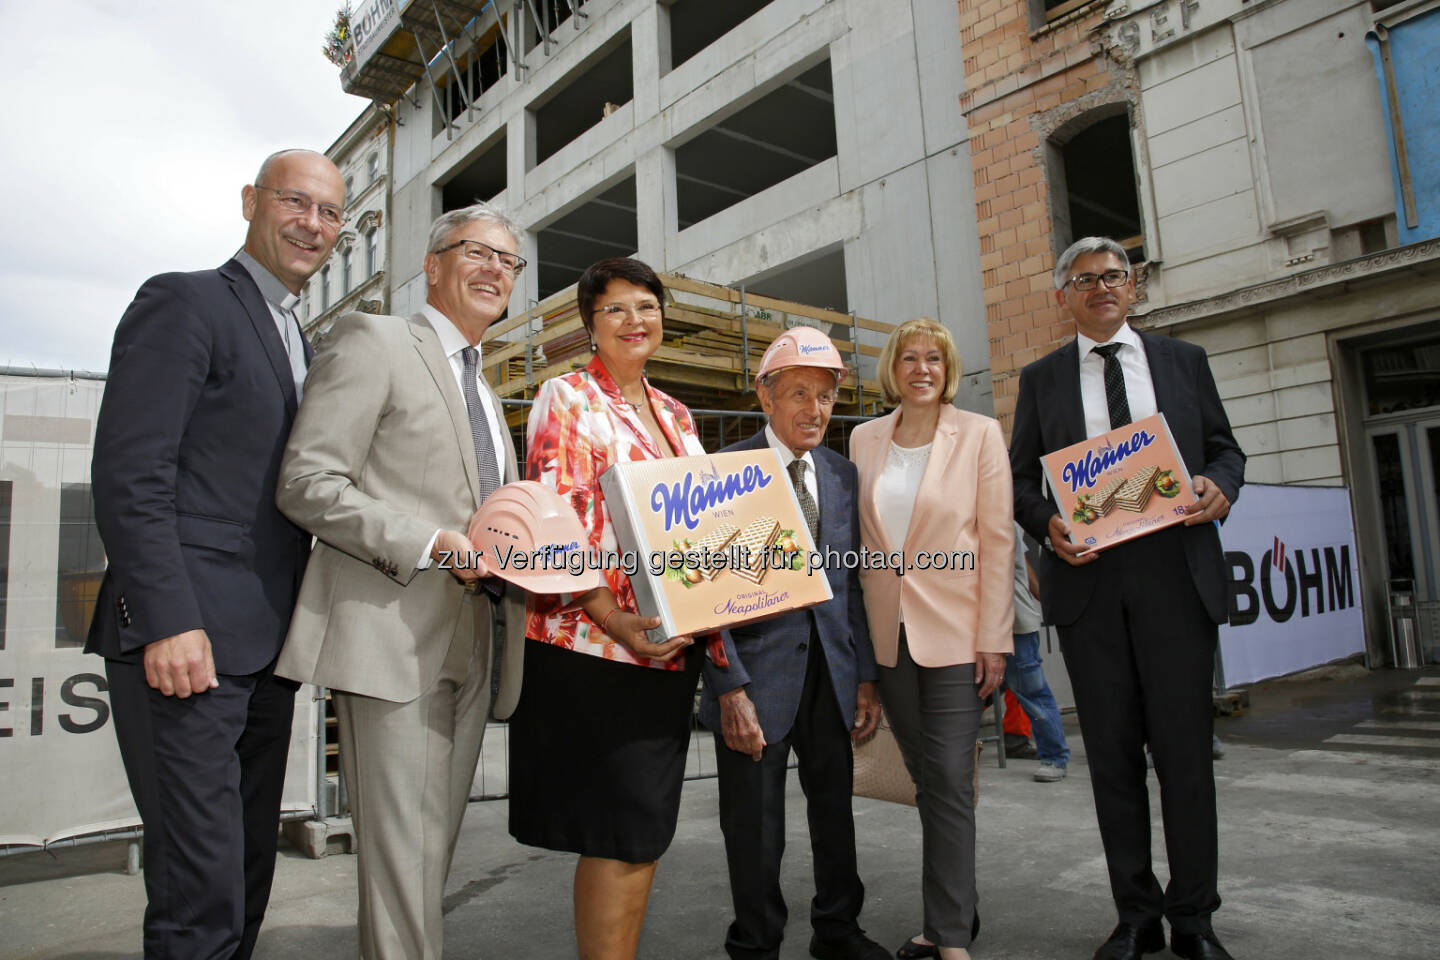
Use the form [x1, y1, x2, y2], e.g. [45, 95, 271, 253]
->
[787, 458, 819, 541]
[460, 347, 502, 503]
[1092, 343, 1132, 430]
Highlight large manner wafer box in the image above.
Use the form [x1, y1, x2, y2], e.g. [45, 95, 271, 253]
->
[599, 449, 834, 641]
[1039, 413, 1196, 555]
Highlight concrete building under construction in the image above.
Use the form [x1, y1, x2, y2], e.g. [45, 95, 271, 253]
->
[331, 0, 991, 411]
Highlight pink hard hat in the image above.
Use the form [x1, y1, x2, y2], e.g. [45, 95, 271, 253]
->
[466, 481, 602, 594]
[754, 325, 848, 390]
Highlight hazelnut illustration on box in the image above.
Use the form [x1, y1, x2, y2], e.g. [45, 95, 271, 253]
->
[599, 448, 833, 642]
[1039, 412, 1196, 554]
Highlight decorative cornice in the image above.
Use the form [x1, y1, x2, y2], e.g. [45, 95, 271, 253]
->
[1136, 239, 1440, 329]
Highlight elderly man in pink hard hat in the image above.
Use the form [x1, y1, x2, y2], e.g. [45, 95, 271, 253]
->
[698, 326, 887, 960]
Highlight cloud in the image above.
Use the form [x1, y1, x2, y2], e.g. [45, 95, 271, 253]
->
[0, 0, 368, 371]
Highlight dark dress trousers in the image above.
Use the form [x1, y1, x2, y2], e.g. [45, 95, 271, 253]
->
[86, 259, 313, 959]
[699, 431, 877, 960]
[1009, 331, 1245, 935]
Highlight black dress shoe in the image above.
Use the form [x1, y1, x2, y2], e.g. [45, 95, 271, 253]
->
[1170, 930, 1235, 960]
[894, 911, 981, 958]
[1092, 920, 1165, 960]
[810, 931, 891, 960]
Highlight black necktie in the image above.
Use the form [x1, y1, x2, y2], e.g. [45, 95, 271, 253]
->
[787, 459, 819, 541]
[1092, 343, 1131, 430]
[460, 347, 502, 503]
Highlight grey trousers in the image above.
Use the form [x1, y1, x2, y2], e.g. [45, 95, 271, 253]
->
[334, 624, 492, 960]
[876, 633, 983, 948]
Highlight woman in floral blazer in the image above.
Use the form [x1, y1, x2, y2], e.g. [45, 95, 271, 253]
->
[507, 257, 732, 960]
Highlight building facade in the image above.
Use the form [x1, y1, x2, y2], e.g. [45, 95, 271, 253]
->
[339, 0, 993, 408]
[960, 0, 1440, 662]
[302, 104, 393, 339]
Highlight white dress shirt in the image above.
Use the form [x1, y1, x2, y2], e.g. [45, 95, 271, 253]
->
[1075, 321, 1158, 439]
[764, 424, 819, 505]
[417, 303, 508, 569]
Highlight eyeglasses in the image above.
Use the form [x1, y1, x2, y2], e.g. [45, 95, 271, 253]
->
[781, 386, 837, 408]
[254, 185, 346, 229]
[1064, 269, 1129, 292]
[595, 301, 661, 320]
[434, 239, 527, 276]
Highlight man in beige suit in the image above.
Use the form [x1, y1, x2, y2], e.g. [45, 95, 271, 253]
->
[275, 203, 527, 959]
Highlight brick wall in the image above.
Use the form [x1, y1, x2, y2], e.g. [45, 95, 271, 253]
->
[959, 0, 1130, 432]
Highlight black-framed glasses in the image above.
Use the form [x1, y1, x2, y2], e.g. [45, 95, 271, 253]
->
[1064, 269, 1129, 292]
[254, 185, 346, 229]
[434, 239, 527, 276]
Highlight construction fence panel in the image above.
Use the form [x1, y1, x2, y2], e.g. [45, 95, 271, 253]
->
[0, 373, 320, 849]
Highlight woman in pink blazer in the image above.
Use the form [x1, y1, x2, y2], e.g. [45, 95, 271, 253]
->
[849, 317, 1014, 960]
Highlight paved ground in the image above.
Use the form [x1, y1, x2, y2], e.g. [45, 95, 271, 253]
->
[3, 663, 1437, 959]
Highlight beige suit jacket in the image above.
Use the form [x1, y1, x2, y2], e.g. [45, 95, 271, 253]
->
[849, 404, 1014, 669]
[274, 310, 525, 715]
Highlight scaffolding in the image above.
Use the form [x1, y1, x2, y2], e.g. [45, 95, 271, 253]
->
[481, 272, 894, 438]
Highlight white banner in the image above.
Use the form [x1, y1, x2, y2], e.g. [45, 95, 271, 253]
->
[0, 375, 318, 847]
[1217, 483, 1364, 685]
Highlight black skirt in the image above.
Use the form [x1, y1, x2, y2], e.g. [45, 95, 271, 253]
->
[507, 637, 703, 863]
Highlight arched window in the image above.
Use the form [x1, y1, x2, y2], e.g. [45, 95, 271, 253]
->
[342, 248, 353, 296]
[366, 227, 379, 278]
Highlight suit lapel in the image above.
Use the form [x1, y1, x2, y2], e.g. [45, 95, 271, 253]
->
[902, 406, 959, 550]
[222, 259, 299, 416]
[860, 411, 900, 554]
[814, 450, 841, 552]
[410, 314, 483, 505]
[1050, 340, 1086, 447]
[1140, 332, 1178, 420]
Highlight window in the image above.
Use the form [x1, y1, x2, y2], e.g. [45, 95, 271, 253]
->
[320, 266, 331, 311]
[437, 27, 510, 129]
[1047, 109, 1145, 262]
[367, 153, 379, 185]
[366, 227, 379, 278]
[531, 30, 633, 167]
[342, 249, 353, 296]
[536, 175, 637, 300]
[441, 130, 507, 210]
[345, 175, 354, 202]
[674, 59, 836, 229]
[665, 0, 773, 71]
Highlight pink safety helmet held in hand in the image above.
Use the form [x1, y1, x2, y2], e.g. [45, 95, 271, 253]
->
[753, 324, 848, 390]
[466, 481, 602, 594]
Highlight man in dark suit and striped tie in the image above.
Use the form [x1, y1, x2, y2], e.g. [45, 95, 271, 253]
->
[1009, 237, 1246, 960]
[699, 327, 887, 960]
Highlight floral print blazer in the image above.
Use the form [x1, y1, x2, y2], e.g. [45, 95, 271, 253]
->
[525, 356, 727, 670]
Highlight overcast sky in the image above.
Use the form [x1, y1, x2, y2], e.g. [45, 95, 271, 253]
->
[0, 1, 370, 373]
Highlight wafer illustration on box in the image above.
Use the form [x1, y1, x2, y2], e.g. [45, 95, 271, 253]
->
[730, 516, 780, 584]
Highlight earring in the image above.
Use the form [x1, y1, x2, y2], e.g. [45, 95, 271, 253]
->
[590, 339, 598, 352]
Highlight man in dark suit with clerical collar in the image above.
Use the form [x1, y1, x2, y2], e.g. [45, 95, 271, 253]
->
[700, 327, 887, 960]
[88, 149, 345, 959]
[1010, 236, 1246, 960]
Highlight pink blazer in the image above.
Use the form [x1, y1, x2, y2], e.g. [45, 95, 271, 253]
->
[849, 404, 1014, 668]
